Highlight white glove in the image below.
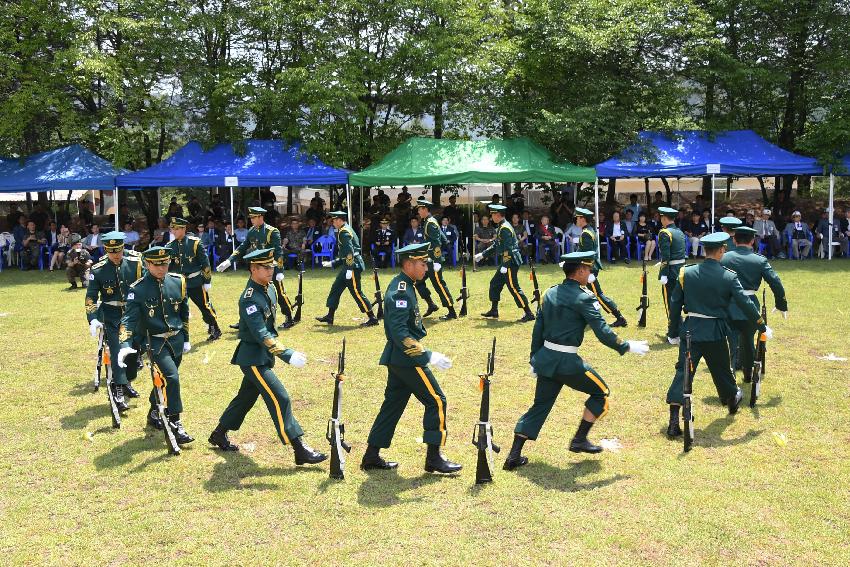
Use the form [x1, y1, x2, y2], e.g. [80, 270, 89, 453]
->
[216, 259, 231, 272]
[275, 272, 284, 282]
[474, 252, 484, 263]
[627, 340, 650, 356]
[322, 261, 332, 268]
[667, 336, 680, 346]
[660, 275, 669, 285]
[288, 351, 307, 368]
[587, 273, 596, 283]
[89, 319, 103, 338]
[764, 326, 773, 340]
[117, 347, 137, 368]
[773, 308, 788, 320]
[499, 266, 508, 274]
[529, 365, 537, 378]
[345, 270, 353, 280]
[183, 342, 191, 353]
[429, 351, 452, 370]
[203, 283, 212, 292]
[433, 262, 442, 271]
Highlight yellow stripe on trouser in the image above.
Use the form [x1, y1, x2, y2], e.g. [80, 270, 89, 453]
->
[415, 367, 446, 446]
[585, 370, 610, 419]
[275, 280, 293, 312]
[201, 287, 218, 321]
[350, 271, 369, 312]
[251, 366, 290, 444]
[433, 269, 452, 305]
[506, 267, 527, 308]
[662, 283, 670, 321]
[590, 281, 613, 314]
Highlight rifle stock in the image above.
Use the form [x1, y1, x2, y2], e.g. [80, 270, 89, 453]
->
[750, 290, 768, 407]
[93, 326, 104, 392]
[456, 261, 468, 317]
[683, 331, 694, 452]
[636, 258, 649, 327]
[472, 337, 500, 484]
[327, 338, 352, 479]
[529, 261, 541, 312]
[373, 268, 384, 320]
[146, 337, 180, 455]
[293, 260, 304, 323]
[103, 346, 121, 429]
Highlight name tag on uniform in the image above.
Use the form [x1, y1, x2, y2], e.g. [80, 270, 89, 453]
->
[396, 300, 408, 308]
[127, 293, 135, 300]
[246, 305, 257, 315]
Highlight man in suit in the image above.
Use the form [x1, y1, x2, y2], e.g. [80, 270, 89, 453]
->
[373, 218, 395, 268]
[535, 215, 559, 264]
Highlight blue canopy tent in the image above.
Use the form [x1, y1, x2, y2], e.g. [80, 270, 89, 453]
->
[116, 139, 352, 227]
[0, 145, 129, 229]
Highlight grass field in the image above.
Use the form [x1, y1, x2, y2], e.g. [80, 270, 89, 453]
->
[0, 260, 848, 566]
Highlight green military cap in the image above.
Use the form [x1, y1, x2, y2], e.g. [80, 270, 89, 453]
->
[488, 204, 508, 213]
[658, 206, 678, 218]
[102, 231, 126, 251]
[574, 207, 594, 218]
[143, 246, 172, 265]
[379, 217, 390, 225]
[699, 232, 730, 249]
[559, 250, 596, 267]
[719, 217, 742, 228]
[416, 198, 433, 208]
[395, 242, 431, 262]
[734, 226, 757, 235]
[70, 233, 82, 244]
[248, 206, 267, 217]
[244, 248, 276, 265]
[327, 210, 348, 219]
[169, 217, 189, 228]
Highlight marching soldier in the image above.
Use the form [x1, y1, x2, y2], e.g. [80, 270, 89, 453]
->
[116, 247, 194, 445]
[208, 248, 327, 465]
[718, 216, 742, 239]
[167, 217, 222, 341]
[475, 204, 535, 322]
[316, 211, 378, 327]
[664, 233, 772, 438]
[216, 207, 295, 330]
[414, 198, 457, 320]
[85, 231, 145, 411]
[657, 206, 687, 336]
[361, 242, 461, 474]
[718, 216, 744, 368]
[574, 207, 627, 327]
[503, 252, 649, 470]
[721, 226, 788, 383]
[66, 234, 92, 289]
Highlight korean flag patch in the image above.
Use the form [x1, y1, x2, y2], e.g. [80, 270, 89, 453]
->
[127, 292, 135, 300]
[396, 299, 408, 309]
[593, 301, 601, 311]
[88, 273, 95, 280]
[246, 305, 258, 315]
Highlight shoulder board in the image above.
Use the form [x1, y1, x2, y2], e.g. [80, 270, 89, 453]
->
[397, 280, 407, 292]
[243, 286, 255, 299]
[755, 252, 766, 259]
[129, 277, 145, 288]
[167, 273, 184, 280]
[722, 266, 737, 274]
[125, 252, 142, 261]
[186, 234, 199, 240]
[126, 249, 142, 257]
[92, 258, 108, 270]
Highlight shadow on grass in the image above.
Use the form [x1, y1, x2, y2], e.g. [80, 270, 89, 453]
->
[473, 319, 520, 329]
[692, 416, 764, 450]
[69, 382, 97, 397]
[93, 432, 172, 470]
[356, 469, 449, 507]
[751, 394, 782, 419]
[61, 404, 110, 430]
[515, 459, 629, 492]
[204, 450, 320, 493]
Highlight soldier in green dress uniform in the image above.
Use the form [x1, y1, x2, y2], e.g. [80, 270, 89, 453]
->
[717, 216, 743, 367]
[361, 242, 462, 474]
[316, 211, 378, 327]
[503, 251, 649, 470]
[574, 207, 627, 327]
[721, 226, 788, 383]
[413, 198, 457, 320]
[664, 232, 773, 438]
[116, 246, 194, 445]
[85, 231, 145, 411]
[718, 216, 742, 239]
[216, 207, 296, 330]
[208, 248, 327, 465]
[474, 204, 535, 322]
[657, 206, 687, 337]
[167, 217, 222, 341]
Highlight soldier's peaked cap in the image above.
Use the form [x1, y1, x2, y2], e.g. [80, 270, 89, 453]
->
[244, 248, 276, 265]
[102, 231, 126, 250]
[395, 242, 431, 261]
[488, 204, 508, 213]
[658, 206, 678, 218]
[559, 251, 596, 267]
[248, 207, 267, 216]
[143, 246, 172, 264]
[328, 210, 348, 219]
[719, 217, 743, 228]
[700, 232, 730, 248]
[169, 217, 189, 228]
[574, 207, 594, 218]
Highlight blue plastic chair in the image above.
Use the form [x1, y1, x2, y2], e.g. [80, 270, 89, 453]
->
[313, 235, 336, 267]
[371, 242, 396, 268]
[606, 237, 631, 262]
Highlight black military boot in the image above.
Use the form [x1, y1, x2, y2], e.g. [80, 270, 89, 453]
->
[208, 322, 222, 341]
[518, 308, 536, 323]
[503, 434, 529, 471]
[728, 387, 743, 415]
[360, 311, 380, 327]
[147, 407, 164, 430]
[360, 444, 399, 470]
[423, 300, 440, 317]
[111, 383, 129, 412]
[610, 310, 627, 327]
[439, 307, 458, 321]
[568, 419, 602, 453]
[666, 405, 683, 437]
[292, 436, 328, 465]
[167, 415, 195, 445]
[481, 301, 499, 318]
[208, 425, 238, 451]
[67, 282, 78, 290]
[124, 381, 140, 398]
[742, 368, 752, 383]
[228, 323, 240, 330]
[278, 314, 294, 330]
[316, 309, 335, 325]
[424, 444, 462, 474]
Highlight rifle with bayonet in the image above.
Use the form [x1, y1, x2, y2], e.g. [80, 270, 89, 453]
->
[472, 337, 500, 484]
[293, 260, 305, 323]
[683, 331, 694, 452]
[528, 260, 541, 313]
[326, 338, 352, 479]
[146, 335, 180, 455]
[373, 267, 384, 320]
[455, 249, 469, 317]
[97, 327, 121, 428]
[636, 257, 649, 327]
[93, 324, 105, 392]
[750, 290, 767, 407]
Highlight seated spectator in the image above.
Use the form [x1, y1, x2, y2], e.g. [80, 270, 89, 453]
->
[623, 209, 637, 240]
[12, 215, 28, 262]
[45, 221, 59, 249]
[283, 218, 306, 266]
[605, 211, 629, 264]
[83, 224, 103, 261]
[535, 215, 559, 264]
[597, 211, 608, 239]
[564, 220, 582, 250]
[304, 218, 320, 249]
[373, 218, 395, 268]
[123, 222, 140, 249]
[838, 209, 850, 257]
[814, 209, 830, 257]
[20, 220, 46, 269]
[784, 211, 812, 259]
[635, 213, 656, 260]
[744, 210, 755, 228]
[322, 217, 337, 239]
[403, 217, 425, 245]
[233, 218, 248, 244]
[754, 209, 783, 258]
[65, 235, 91, 288]
[440, 216, 459, 258]
[625, 194, 643, 219]
[474, 214, 496, 254]
[187, 195, 204, 223]
[166, 198, 184, 220]
[674, 209, 688, 228]
[198, 222, 212, 251]
[152, 218, 172, 247]
[50, 225, 71, 270]
[511, 213, 529, 259]
[650, 211, 662, 233]
[685, 211, 708, 257]
[217, 221, 236, 259]
[521, 210, 537, 257]
[701, 209, 714, 234]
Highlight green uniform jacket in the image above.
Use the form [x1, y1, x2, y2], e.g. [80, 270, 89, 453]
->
[231, 278, 294, 367]
[228, 223, 284, 270]
[167, 235, 212, 288]
[119, 273, 190, 350]
[481, 220, 523, 267]
[721, 246, 788, 319]
[423, 215, 448, 262]
[578, 226, 603, 273]
[85, 251, 144, 323]
[667, 259, 766, 341]
[331, 223, 366, 271]
[379, 272, 431, 367]
[658, 225, 687, 280]
[530, 280, 629, 375]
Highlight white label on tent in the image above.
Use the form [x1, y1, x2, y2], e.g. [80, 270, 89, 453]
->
[224, 176, 239, 187]
[706, 164, 721, 174]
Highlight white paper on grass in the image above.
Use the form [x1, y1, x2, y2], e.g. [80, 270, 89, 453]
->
[817, 353, 847, 361]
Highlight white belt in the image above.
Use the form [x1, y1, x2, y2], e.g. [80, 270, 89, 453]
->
[103, 301, 125, 307]
[152, 330, 180, 338]
[185, 270, 202, 279]
[668, 259, 686, 265]
[742, 290, 757, 296]
[543, 340, 579, 353]
[687, 312, 717, 319]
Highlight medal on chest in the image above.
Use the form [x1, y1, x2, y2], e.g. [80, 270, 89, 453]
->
[149, 308, 155, 318]
[105, 286, 114, 295]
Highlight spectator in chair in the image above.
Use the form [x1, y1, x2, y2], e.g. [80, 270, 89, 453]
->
[234, 218, 248, 244]
[635, 213, 656, 260]
[124, 222, 140, 249]
[605, 211, 629, 264]
[535, 215, 559, 264]
[685, 211, 708, 257]
[20, 220, 46, 269]
[283, 218, 306, 256]
[50, 225, 71, 270]
[625, 194, 643, 219]
[511, 213, 529, 259]
[784, 211, 812, 259]
[373, 218, 395, 268]
[440, 216, 459, 258]
[474, 214, 496, 254]
[218, 221, 236, 259]
[403, 217, 424, 245]
[754, 209, 782, 258]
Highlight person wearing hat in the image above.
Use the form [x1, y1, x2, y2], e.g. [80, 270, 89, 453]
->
[664, 232, 773, 438]
[372, 217, 395, 269]
[783, 210, 813, 259]
[574, 207, 628, 327]
[503, 251, 649, 470]
[208, 248, 327, 465]
[167, 217, 222, 341]
[413, 198, 457, 320]
[657, 207, 687, 329]
[474, 204, 535, 322]
[216, 207, 296, 331]
[361, 242, 461, 474]
[316, 211, 378, 327]
[116, 246, 194, 445]
[722, 226, 788, 385]
[753, 209, 782, 258]
[65, 234, 92, 289]
[85, 232, 145, 410]
[718, 216, 742, 238]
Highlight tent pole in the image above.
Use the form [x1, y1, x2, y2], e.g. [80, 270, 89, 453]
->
[156, 188, 161, 218]
[469, 184, 475, 271]
[828, 173, 835, 260]
[346, 184, 352, 226]
[114, 187, 119, 230]
[358, 186, 364, 246]
[594, 178, 600, 259]
[711, 174, 716, 231]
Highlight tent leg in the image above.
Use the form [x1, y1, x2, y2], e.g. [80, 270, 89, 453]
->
[829, 173, 835, 260]
[114, 187, 120, 230]
[230, 187, 236, 270]
[594, 178, 600, 259]
[345, 184, 352, 226]
[711, 174, 715, 230]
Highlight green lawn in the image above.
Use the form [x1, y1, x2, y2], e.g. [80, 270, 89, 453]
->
[0, 260, 847, 565]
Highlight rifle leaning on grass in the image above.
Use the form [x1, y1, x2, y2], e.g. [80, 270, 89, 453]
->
[146, 334, 180, 455]
[528, 260, 541, 313]
[97, 327, 121, 429]
[455, 256, 469, 317]
[293, 260, 305, 323]
[750, 290, 768, 408]
[636, 257, 649, 328]
[326, 338, 352, 479]
[682, 331, 695, 452]
[93, 323, 105, 392]
[373, 267, 384, 320]
[472, 337, 500, 484]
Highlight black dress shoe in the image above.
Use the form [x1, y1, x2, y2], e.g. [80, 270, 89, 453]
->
[292, 436, 328, 465]
[480, 309, 499, 318]
[424, 446, 462, 474]
[147, 408, 164, 430]
[667, 422, 683, 437]
[124, 383, 140, 398]
[360, 316, 379, 327]
[277, 319, 294, 330]
[168, 417, 195, 445]
[361, 454, 399, 470]
[568, 438, 603, 454]
[610, 316, 627, 328]
[502, 454, 529, 471]
[208, 323, 222, 341]
[518, 312, 535, 323]
[315, 313, 334, 325]
[228, 323, 240, 330]
[111, 383, 129, 412]
[208, 428, 238, 451]
[439, 309, 458, 321]
[423, 303, 439, 317]
[728, 388, 743, 415]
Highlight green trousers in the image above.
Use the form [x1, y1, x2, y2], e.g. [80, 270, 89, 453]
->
[729, 319, 759, 377]
[273, 269, 294, 320]
[326, 268, 372, 313]
[514, 365, 609, 440]
[186, 285, 219, 327]
[414, 263, 454, 308]
[104, 317, 138, 386]
[367, 365, 448, 447]
[660, 264, 683, 324]
[488, 265, 530, 309]
[727, 319, 740, 369]
[147, 340, 183, 415]
[586, 278, 619, 315]
[218, 365, 304, 445]
[666, 339, 737, 405]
